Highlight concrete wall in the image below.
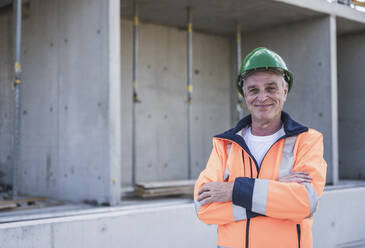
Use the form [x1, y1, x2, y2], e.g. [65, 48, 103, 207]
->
[312, 187, 365, 247]
[121, 19, 232, 187]
[1, 186, 365, 248]
[338, 32, 365, 180]
[0, 0, 121, 204]
[0, 6, 12, 185]
[240, 16, 335, 183]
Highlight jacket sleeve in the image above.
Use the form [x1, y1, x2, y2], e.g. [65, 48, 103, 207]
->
[194, 139, 250, 225]
[232, 130, 327, 222]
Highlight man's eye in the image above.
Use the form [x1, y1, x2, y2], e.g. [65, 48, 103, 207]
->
[267, 87, 276, 92]
[249, 89, 258, 94]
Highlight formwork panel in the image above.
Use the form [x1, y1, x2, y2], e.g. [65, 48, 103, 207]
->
[338, 32, 365, 180]
[19, 0, 60, 197]
[56, 0, 109, 203]
[121, 19, 232, 187]
[242, 16, 334, 183]
[16, 0, 111, 204]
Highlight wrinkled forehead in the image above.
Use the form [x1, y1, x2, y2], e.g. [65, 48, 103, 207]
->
[244, 71, 285, 87]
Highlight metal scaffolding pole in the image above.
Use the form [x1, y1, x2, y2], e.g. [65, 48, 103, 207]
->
[236, 23, 244, 120]
[12, 0, 23, 199]
[187, 7, 193, 180]
[132, 2, 140, 186]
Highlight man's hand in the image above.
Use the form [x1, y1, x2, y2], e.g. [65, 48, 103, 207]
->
[197, 182, 234, 206]
[279, 172, 312, 184]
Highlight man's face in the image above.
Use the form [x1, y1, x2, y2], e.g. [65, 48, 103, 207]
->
[243, 71, 288, 123]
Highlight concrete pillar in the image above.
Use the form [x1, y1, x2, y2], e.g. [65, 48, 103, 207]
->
[107, 0, 122, 205]
[338, 31, 365, 180]
[329, 15, 339, 185]
[242, 16, 336, 183]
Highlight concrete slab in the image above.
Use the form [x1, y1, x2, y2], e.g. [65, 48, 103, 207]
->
[0, 0, 11, 9]
[337, 16, 365, 35]
[122, 0, 323, 36]
[121, 0, 365, 36]
[0, 185, 364, 248]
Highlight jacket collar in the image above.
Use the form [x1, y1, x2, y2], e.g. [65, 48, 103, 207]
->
[214, 111, 308, 145]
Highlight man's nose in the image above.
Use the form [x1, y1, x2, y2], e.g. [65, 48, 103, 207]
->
[257, 90, 267, 102]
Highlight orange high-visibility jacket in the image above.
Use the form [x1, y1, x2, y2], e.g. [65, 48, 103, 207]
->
[194, 112, 327, 248]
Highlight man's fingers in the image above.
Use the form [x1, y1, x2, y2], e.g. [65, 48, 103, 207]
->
[198, 185, 210, 195]
[292, 172, 309, 175]
[279, 174, 312, 183]
[200, 196, 213, 206]
[197, 191, 211, 202]
[292, 175, 312, 180]
[287, 173, 312, 180]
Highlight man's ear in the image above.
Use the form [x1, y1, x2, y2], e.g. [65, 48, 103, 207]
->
[283, 81, 289, 101]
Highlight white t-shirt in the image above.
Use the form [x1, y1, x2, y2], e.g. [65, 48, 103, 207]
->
[237, 126, 285, 167]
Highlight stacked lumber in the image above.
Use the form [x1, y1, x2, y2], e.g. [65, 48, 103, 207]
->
[352, 0, 365, 7]
[0, 197, 46, 211]
[134, 180, 195, 198]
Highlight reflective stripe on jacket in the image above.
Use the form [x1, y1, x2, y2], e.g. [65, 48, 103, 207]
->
[194, 112, 327, 248]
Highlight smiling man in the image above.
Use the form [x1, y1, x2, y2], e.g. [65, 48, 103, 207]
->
[194, 47, 327, 248]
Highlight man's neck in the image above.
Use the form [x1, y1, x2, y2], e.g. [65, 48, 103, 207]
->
[251, 115, 282, 136]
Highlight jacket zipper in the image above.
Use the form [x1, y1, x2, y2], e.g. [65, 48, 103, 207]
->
[249, 157, 253, 178]
[256, 134, 288, 177]
[297, 224, 301, 248]
[221, 133, 302, 248]
[246, 219, 250, 248]
[244, 155, 254, 248]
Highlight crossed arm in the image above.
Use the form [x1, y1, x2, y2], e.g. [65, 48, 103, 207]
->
[197, 172, 312, 206]
[194, 133, 327, 224]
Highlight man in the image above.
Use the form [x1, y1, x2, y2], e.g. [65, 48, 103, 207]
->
[194, 47, 327, 248]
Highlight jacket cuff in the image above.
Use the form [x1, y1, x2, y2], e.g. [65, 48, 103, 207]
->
[232, 177, 254, 211]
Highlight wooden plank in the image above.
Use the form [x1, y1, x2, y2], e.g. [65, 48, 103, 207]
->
[0, 197, 64, 212]
[135, 186, 194, 195]
[0, 197, 46, 207]
[134, 180, 195, 198]
[135, 180, 196, 189]
[352, 0, 365, 7]
[0, 203, 17, 210]
[135, 189, 194, 198]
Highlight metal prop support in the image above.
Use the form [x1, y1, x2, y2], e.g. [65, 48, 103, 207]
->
[187, 7, 193, 179]
[12, 0, 23, 199]
[132, 1, 140, 186]
[236, 23, 244, 120]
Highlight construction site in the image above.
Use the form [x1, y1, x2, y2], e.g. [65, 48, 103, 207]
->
[0, 0, 365, 247]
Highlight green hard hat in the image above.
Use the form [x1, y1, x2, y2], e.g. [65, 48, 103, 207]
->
[236, 47, 294, 96]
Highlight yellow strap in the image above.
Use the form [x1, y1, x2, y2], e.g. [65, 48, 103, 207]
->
[15, 62, 21, 72]
[14, 79, 22, 84]
[134, 16, 139, 25]
[188, 84, 193, 93]
[237, 33, 241, 43]
[188, 23, 192, 33]
[133, 81, 137, 88]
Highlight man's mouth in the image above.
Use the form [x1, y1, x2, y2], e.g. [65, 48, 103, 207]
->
[255, 104, 273, 107]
